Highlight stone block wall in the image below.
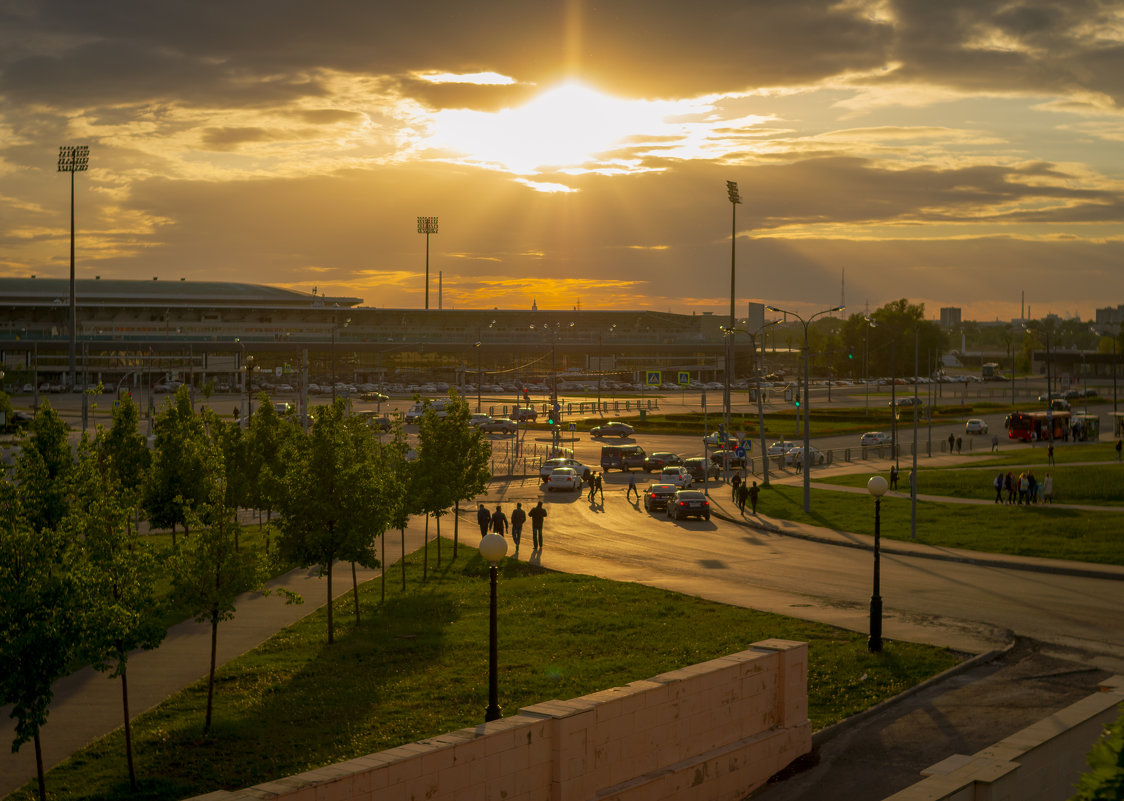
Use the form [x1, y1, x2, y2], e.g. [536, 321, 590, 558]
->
[188, 638, 810, 801]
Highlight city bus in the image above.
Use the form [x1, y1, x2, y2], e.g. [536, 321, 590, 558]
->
[1006, 410, 1071, 442]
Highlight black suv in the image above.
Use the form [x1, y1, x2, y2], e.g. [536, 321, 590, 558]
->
[643, 452, 682, 472]
[601, 445, 647, 472]
[684, 457, 720, 482]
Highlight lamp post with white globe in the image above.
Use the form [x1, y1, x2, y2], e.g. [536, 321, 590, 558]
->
[480, 533, 509, 722]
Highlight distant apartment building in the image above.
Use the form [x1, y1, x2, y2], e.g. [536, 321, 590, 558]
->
[1095, 304, 1124, 327]
[939, 307, 962, 328]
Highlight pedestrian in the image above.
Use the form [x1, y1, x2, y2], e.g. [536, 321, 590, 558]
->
[511, 502, 526, 549]
[993, 472, 1003, 503]
[477, 503, 491, 537]
[587, 471, 597, 502]
[1047, 443, 1054, 465]
[731, 473, 742, 502]
[1004, 471, 1014, 504]
[1117, 439, 1122, 462]
[1027, 472, 1037, 505]
[908, 469, 915, 495]
[1043, 472, 1054, 503]
[748, 480, 760, 514]
[991, 434, 999, 453]
[626, 471, 639, 501]
[736, 482, 748, 514]
[948, 432, 955, 452]
[491, 505, 508, 535]
[889, 465, 898, 490]
[528, 501, 547, 549]
[955, 436, 962, 454]
[594, 471, 604, 502]
[1017, 472, 1028, 505]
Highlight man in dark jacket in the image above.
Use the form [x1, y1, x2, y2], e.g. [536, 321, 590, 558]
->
[510, 502, 526, 548]
[528, 501, 547, 549]
[477, 503, 491, 537]
[491, 505, 508, 536]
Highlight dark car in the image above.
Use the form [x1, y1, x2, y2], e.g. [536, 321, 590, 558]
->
[667, 490, 710, 521]
[1, 409, 33, 433]
[683, 457, 721, 482]
[601, 445, 647, 471]
[643, 452, 683, 472]
[643, 483, 678, 513]
[590, 421, 635, 438]
[710, 450, 746, 469]
[511, 407, 538, 421]
[359, 391, 390, 403]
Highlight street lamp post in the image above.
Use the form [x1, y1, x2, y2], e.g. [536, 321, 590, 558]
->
[724, 181, 742, 432]
[867, 474, 888, 652]
[331, 309, 350, 403]
[864, 316, 876, 415]
[765, 304, 844, 512]
[417, 217, 439, 310]
[59, 145, 89, 389]
[479, 533, 509, 722]
[475, 320, 497, 413]
[597, 323, 617, 413]
[245, 356, 259, 419]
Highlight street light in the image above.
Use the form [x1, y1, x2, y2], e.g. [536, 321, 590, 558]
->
[531, 321, 574, 437]
[867, 474, 888, 653]
[417, 216, 439, 310]
[863, 316, 876, 415]
[724, 181, 742, 428]
[331, 308, 350, 402]
[765, 304, 845, 512]
[245, 355, 260, 419]
[59, 145, 89, 390]
[597, 323, 617, 412]
[475, 320, 497, 412]
[479, 532, 509, 722]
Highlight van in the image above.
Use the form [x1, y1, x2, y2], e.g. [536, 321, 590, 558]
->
[600, 445, 646, 472]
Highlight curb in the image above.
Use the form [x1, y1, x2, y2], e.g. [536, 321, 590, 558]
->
[711, 508, 1124, 583]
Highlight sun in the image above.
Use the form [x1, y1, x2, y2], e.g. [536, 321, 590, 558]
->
[424, 81, 669, 175]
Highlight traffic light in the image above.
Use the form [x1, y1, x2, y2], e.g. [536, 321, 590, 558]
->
[547, 412, 555, 425]
[794, 395, 801, 408]
[847, 348, 854, 360]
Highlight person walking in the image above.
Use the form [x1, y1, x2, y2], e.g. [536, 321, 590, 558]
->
[731, 473, 742, 503]
[993, 472, 1003, 503]
[1047, 443, 1055, 465]
[1117, 438, 1122, 462]
[736, 482, 748, 514]
[889, 465, 898, 490]
[955, 436, 962, 454]
[991, 434, 999, 453]
[491, 505, 508, 536]
[948, 432, 955, 453]
[1043, 472, 1054, 503]
[626, 471, 639, 501]
[748, 480, 759, 514]
[1004, 471, 1014, 504]
[594, 472, 604, 502]
[510, 502, 526, 549]
[587, 471, 598, 503]
[528, 501, 547, 549]
[477, 503, 492, 538]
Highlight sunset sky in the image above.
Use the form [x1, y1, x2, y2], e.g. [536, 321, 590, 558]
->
[2, 0, 1123, 321]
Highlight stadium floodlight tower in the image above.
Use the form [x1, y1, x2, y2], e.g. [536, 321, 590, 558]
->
[59, 145, 90, 389]
[417, 216, 439, 310]
[724, 180, 742, 428]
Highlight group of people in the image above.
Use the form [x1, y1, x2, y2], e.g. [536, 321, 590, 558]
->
[729, 474, 760, 514]
[993, 470, 1053, 505]
[477, 501, 547, 550]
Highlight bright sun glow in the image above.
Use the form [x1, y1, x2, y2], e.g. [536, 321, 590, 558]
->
[424, 81, 681, 175]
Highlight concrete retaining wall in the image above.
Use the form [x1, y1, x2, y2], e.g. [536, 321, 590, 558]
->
[189, 638, 810, 801]
[882, 675, 1124, 801]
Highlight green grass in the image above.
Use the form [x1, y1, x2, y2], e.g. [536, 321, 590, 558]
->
[14, 541, 962, 801]
[755, 482, 1124, 565]
[963, 441, 1121, 467]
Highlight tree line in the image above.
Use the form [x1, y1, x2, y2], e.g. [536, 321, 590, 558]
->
[0, 387, 491, 800]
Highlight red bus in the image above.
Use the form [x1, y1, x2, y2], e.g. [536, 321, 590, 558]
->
[1006, 410, 1071, 442]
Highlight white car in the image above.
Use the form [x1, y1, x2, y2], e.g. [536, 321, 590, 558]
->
[659, 466, 693, 488]
[703, 432, 738, 448]
[767, 441, 795, 457]
[965, 418, 988, 434]
[545, 467, 582, 492]
[859, 431, 891, 446]
[540, 458, 591, 482]
[785, 446, 826, 466]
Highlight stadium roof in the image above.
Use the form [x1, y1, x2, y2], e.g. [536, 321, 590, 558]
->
[0, 277, 361, 309]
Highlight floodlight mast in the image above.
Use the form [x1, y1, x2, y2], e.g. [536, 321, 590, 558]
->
[59, 145, 90, 389]
[417, 216, 439, 310]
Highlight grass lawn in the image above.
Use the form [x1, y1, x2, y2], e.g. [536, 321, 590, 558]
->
[755, 481, 1124, 565]
[13, 541, 962, 801]
[963, 441, 1121, 467]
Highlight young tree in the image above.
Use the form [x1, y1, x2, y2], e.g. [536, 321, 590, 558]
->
[67, 434, 165, 791]
[14, 401, 74, 534]
[143, 386, 209, 543]
[100, 394, 151, 532]
[169, 442, 264, 734]
[0, 480, 82, 801]
[276, 400, 383, 644]
[245, 395, 296, 545]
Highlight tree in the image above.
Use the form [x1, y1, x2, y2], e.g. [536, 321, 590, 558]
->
[838, 299, 946, 378]
[14, 401, 74, 534]
[143, 386, 209, 543]
[276, 400, 383, 644]
[414, 392, 491, 561]
[245, 395, 297, 544]
[67, 434, 164, 791]
[0, 480, 82, 801]
[100, 394, 151, 531]
[169, 441, 264, 734]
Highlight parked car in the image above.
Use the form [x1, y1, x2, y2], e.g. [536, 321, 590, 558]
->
[964, 418, 988, 435]
[469, 413, 493, 427]
[667, 490, 711, 521]
[511, 407, 538, 421]
[785, 446, 826, 466]
[1, 410, 33, 433]
[859, 431, 891, 446]
[540, 458, 591, 481]
[643, 483, 678, 512]
[643, 452, 683, 472]
[683, 457, 721, 482]
[710, 450, 746, 469]
[659, 466, 693, 488]
[590, 421, 634, 438]
[601, 445, 647, 472]
[545, 467, 582, 492]
[479, 417, 517, 435]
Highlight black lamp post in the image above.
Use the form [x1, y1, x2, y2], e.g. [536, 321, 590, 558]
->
[724, 181, 741, 433]
[867, 474, 888, 652]
[479, 532, 509, 722]
[59, 145, 89, 390]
